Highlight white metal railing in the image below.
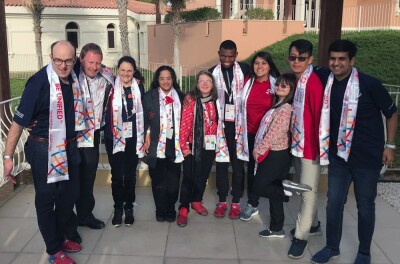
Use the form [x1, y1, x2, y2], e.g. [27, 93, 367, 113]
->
[0, 97, 31, 187]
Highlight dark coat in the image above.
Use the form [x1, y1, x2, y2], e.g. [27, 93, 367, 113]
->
[142, 88, 184, 168]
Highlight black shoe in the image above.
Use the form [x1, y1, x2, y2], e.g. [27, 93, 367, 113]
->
[156, 215, 165, 222]
[165, 211, 176, 223]
[124, 209, 134, 226]
[80, 217, 105, 229]
[112, 210, 123, 227]
[66, 230, 82, 244]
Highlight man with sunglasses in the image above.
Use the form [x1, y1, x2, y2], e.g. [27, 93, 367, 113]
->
[311, 40, 397, 264]
[285, 39, 324, 259]
[3, 40, 82, 264]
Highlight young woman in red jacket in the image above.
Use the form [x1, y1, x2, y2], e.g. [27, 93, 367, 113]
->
[176, 71, 219, 227]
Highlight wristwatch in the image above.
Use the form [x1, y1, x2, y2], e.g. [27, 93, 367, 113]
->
[3, 155, 13, 160]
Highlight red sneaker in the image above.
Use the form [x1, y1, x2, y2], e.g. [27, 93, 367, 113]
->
[48, 251, 76, 264]
[177, 207, 188, 227]
[229, 203, 241, 219]
[62, 239, 82, 253]
[214, 202, 227, 218]
[191, 202, 208, 216]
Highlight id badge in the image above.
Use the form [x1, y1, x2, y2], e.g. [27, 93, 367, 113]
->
[205, 135, 216, 150]
[167, 128, 174, 139]
[123, 122, 133, 138]
[225, 104, 235, 122]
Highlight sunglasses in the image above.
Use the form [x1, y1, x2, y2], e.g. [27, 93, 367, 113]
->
[288, 55, 309, 62]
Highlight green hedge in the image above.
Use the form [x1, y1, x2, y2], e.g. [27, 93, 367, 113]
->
[245, 8, 274, 20]
[164, 7, 220, 23]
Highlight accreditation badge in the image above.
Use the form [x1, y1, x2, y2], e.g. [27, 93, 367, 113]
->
[205, 135, 216, 150]
[123, 122, 133, 138]
[225, 104, 235, 122]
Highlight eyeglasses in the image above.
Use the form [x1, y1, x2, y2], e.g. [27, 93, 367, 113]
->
[198, 80, 213, 85]
[288, 55, 309, 62]
[53, 58, 75, 66]
[275, 83, 289, 89]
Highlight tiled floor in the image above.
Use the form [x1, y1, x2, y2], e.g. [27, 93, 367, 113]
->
[0, 183, 399, 264]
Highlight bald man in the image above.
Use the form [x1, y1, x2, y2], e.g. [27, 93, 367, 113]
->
[3, 40, 83, 264]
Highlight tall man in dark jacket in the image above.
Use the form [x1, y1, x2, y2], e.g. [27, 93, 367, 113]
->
[312, 40, 397, 264]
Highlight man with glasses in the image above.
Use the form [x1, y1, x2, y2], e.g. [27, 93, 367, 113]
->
[3, 40, 82, 264]
[72, 43, 114, 231]
[311, 40, 397, 264]
[285, 39, 324, 259]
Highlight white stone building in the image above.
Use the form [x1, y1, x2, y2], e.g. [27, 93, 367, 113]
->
[5, 0, 157, 71]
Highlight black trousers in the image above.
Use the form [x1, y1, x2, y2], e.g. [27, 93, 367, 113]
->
[25, 139, 80, 255]
[215, 124, 244, 203]
[246, 133, 259, 207]
[179, 149, 215, 209]
[149, 158, 181, 218]
[76, 130, 100, 224]
[105, 138, 139, 211]
[253, 149, 291, 232]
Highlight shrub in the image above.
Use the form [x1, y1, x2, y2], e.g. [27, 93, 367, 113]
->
[245, 8, 274, 20]
[164, 7, 220, 23]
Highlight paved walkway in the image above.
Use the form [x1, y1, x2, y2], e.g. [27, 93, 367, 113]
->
[0, 184, 400, 264]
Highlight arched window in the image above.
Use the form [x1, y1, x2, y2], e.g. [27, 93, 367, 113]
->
[107, 24, 116, 49]
[66, 22, 79, 49]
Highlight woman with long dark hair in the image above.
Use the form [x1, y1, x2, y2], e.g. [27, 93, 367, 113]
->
[253, 73, 296, 238]
[176, 70, 219, 227]
[142, 65, 185, 222]
[238, 51, 281, 221]
[104, 56, 145, 227]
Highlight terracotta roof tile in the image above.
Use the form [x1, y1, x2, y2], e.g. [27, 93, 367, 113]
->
[5, 0, 156, 15]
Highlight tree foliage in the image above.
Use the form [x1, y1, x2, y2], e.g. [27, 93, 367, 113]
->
[245, 8, 274, 20]
[164, 7, 220, 23]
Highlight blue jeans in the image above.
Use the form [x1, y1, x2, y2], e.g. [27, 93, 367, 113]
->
[326, 157, 380, 255]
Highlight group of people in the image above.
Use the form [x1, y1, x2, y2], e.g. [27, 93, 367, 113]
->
[2, 37, 397, 264]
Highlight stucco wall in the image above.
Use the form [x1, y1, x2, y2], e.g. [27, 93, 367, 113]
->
[148, 19, 304, 69]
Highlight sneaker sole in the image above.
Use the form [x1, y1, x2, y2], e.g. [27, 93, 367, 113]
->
[177, 222, 187, 227]
[283, 180, 312, 192]
[112, 224, 122, 227]
[63, 247, 82, 253]
[311, 254, 339, 264]
[193, 210, 208, 216]
[124, 223, 134, 226]
[240, 210, 259, 221]
[288, 244, 308, 259]
[259, 234, 285, 238]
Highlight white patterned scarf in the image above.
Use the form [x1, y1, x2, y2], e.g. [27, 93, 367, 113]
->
[112, 76, 145, 157]
[319, 67, 359, 165]
[47, 64, 84, 183]
[291, 65, 313, 157]
[156, 88, 184, 163]
[212, 62, 244, 162]
[238, 76, 276, 161]
[253, 108, 276, 174]
[77, 67, 114, 147]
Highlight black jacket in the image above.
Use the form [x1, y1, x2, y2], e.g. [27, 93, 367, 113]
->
[142, 88, 184, 168]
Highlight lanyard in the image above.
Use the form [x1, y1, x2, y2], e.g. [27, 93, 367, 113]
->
[122, 88, 135, 120]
